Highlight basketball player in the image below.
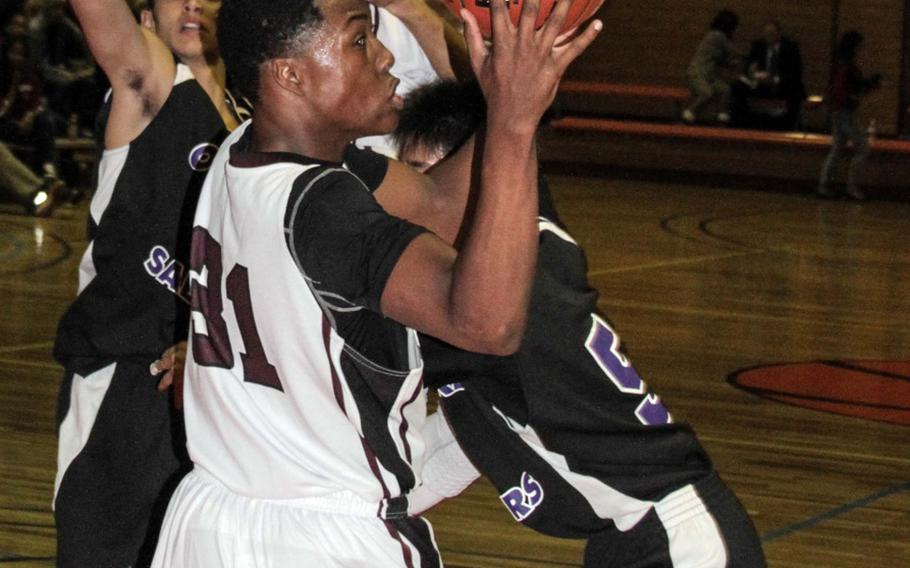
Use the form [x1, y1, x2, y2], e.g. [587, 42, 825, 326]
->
[150, 0, 600, 565]
[52, 1, 249, 566]
[381, 80, 768, 567]
[54, 1, 462, 566]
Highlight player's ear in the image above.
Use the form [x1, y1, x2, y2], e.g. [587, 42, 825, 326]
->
[268, 58, 307, 98]
[140, 9, 156, 32]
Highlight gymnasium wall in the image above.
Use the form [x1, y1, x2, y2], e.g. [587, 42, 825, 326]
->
[567, 1, 907, 135]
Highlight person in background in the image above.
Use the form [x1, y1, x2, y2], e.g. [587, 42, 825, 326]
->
[0, 34, 63, 180]
[732, 19, 806, 130]
[27, 0, 99, 133]
[0, 140, 64, 215]
[817, 30, 881, 201]
[683, 9, 741, 125]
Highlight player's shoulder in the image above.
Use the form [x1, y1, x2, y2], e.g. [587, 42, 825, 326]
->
[283, 162, 374, 231]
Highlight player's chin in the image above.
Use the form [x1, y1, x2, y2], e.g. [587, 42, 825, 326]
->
[361, 108, 400, 138]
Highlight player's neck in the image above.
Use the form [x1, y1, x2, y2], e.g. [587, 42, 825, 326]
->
[184, 57, 240, 131]
[250, 104, 347, 164]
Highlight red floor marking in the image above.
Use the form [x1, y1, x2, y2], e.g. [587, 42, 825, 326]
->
[729, 360, 910, 425]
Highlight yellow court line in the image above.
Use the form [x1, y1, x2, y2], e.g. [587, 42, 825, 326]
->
[0, 341, 54, 355]
[589, 250, 764, 276]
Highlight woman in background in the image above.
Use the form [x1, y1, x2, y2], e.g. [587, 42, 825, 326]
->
[683, 9, 741, 125]
[818, 30, 881, 201]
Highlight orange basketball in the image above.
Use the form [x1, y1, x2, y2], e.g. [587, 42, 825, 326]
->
[443, 0, 604, 39]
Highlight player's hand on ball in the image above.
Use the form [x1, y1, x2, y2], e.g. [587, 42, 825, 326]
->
[151, 341, 187, 409]
[462, 0, 602, 135]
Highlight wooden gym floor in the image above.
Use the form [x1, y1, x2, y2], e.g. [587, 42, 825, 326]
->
[0, 172, 908, 567]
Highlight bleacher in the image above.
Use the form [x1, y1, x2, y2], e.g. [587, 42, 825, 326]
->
[540, 80, 910, 192]
[8, 136, 96, 192]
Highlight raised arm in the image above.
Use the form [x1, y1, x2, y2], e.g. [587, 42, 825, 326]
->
[69, 0, 176, 147]
[379, 0, 601, 355]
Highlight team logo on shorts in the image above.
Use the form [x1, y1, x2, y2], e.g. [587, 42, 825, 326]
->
[438, 383, 465, 398]
[188, 143, 219, 171]
[500, 472, 544, 522]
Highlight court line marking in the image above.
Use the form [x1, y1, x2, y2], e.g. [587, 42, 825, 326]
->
[0, 342, 54, 355]
[0, 220, 73, 278]
[760, 480, 910, 543]
[589, 250, 763, 275]
[0, 359, 60, 371]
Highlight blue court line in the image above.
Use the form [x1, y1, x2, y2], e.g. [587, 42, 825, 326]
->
[761, 480, 910, 543]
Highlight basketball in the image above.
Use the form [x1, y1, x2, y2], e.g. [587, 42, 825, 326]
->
[442, 0, 604, 39]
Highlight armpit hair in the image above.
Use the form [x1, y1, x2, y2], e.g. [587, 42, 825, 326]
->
[124, 69, 159, 117]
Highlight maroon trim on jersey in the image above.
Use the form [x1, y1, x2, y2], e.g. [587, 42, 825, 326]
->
[323, 317, 347, 412]
[385, 517, 442, 568]
[397, 379, 423, 463]
[383, 521, 416, 568]
[362, 437, 392, 499]
[229, 128, 342, 169]
[321, 316, 395, 500]
[230, 149, 336, 169]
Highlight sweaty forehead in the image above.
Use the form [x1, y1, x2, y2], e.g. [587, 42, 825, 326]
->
[316, 0, 371, 27]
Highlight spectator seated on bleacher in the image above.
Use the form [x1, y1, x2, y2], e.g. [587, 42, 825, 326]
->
[683, 10, 743, 125]
[1, 32, 62, 180]
[731, 19, 806, 131]
[0, 141, 64, 216]
[27, 0, 100, 135]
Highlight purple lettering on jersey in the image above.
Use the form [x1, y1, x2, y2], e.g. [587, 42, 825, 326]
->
[437, 383, 465, 398]
[226, 265, 283, 391]
[585, 315, 645, 394]
[636, 393, 671, 426]
[188, 143, 219, 172]
[585, 314, 672, 426]
[190, 228, 234, 368]
[157, 261, 178, 292]
[500, 472, 544, 522]
[143, 245, 170, 276]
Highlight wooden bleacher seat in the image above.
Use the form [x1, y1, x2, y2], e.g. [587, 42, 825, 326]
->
[556, 80, 691, 122]
[7, 137, 97, 191]
[539, 115, 910, 188]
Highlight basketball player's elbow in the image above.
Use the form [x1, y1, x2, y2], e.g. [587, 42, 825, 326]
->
[454, 312, 526, 356]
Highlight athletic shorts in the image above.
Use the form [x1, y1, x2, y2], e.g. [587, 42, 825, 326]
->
[151, 469, 443, 568]
[55, 361, 190, 568]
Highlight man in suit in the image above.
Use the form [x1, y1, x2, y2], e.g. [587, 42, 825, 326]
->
[732, 19, 806, 130]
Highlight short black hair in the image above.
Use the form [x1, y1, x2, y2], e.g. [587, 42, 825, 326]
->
[836, 30, 863, 61]
[710, 10, 738, 38]
[393, 80, 486, 160]
[218, 0, 324, 101]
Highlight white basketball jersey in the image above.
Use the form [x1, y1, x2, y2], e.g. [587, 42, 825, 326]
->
[185, 123, 427, 504]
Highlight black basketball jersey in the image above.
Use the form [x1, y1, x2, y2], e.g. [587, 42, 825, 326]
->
[418, 178, 713, 536]
[54, 67, 244, 375]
